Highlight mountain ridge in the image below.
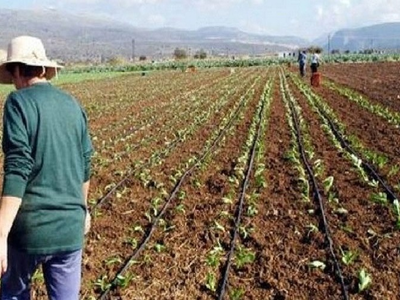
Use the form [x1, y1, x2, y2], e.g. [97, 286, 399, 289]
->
[326, 22, 400, 52]
[0, 9, 308, 62]
[1, 9, 400, 61]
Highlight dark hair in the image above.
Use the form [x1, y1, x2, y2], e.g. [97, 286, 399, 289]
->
[5, 62, 45, 78]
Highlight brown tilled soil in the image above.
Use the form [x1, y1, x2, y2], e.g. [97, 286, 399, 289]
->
[3, 64, 399, 300]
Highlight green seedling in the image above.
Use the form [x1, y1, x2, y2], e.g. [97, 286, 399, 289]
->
[104, 256, 122, 266]
[358, 269, 372, 292]
[154, 243, 166, 253]
[388, 165, 400, 177]
[246, 205, 258, 217]
[132, 224, 144, 233]
[175, 204, 186, 213]
[124, 237, 138, 249]
[323, 176, 334, 193]
[392, 199, 400, 229]
[370, 192, 388, 204]
[213, 221, 226, 232]
[222, 195, 234, 204]
[115, 272, 135, 289]
[206, 240, 224, 268]
[334, 207, 348, 215]
[308, 260, 326, 270]
[94, 275, 112, 292]
[238, 226, 253, 239]
[230, 288, 245, 300]
[205, 272, 217, 292]
[306, 223, 319, 237]
[235, 246, 256, 268]
[340, 248, 359, 265]
[32, 268, 44, 284]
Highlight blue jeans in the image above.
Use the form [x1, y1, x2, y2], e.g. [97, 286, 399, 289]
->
[1, 245, 82, 300]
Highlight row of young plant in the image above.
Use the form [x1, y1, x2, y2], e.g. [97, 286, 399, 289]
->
[90, 69, 265, 209]
[81, 69, 228, 121]
[201, 76, 274, 299]
[86, 68, 243, 134]
[280, 71, 351, 298]
[324, 80, 400, 127]
[292, 74, 400, 209]
[91, 72, 269, 298]
[85, 70, 268, 291]
[91, 67, 256, 163]
[322, 79, 400, 197]
[289, 73, 400, 294]
[89, 68, 252, 182]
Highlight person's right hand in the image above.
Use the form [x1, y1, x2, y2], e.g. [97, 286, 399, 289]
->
[0, 238, 8, 277]
[84, 210, 91, 235]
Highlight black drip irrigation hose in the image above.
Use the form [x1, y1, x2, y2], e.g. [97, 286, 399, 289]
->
[319, 107, 399, 202]
[217, 81, 270, 300]
[93, 139, 179, 210]
[98, 77, 257, 300]
[284, 82, 349, 300]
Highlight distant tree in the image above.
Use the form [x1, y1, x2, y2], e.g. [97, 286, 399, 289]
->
[107, 56, 127, 65]
[139, 55, 147, 61]
[362, 48, 374, 54]
[174, 48, 188, 60]
[331, 49, 341, 54]
[194, 49, 207, 59]
[344, 50, 351, 54]
[307, 46, 324, 54]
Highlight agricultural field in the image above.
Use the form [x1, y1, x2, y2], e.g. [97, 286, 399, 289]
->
[1, 61, 400, 299]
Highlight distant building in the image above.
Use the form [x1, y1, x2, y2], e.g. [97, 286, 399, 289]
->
[277, 51, 297, 58]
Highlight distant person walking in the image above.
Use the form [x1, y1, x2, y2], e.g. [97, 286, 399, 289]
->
[0, 36, 93, 299]
[297, 50, 307, 77]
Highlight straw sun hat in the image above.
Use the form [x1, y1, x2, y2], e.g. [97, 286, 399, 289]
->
[0, 36, 64, 84]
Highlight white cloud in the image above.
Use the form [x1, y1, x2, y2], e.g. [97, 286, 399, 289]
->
[51, 0, 164, 6]
[147, 14, 166, 26]
[316, 0, 400, 32]
[193, 0, 264, 11]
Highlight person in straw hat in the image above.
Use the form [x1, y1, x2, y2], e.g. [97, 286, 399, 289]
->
[0, 36, 93, 299]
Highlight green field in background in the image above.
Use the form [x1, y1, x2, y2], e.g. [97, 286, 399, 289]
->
[0, 71, 131, 98]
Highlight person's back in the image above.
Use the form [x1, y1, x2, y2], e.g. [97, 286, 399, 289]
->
[310, 52, 320, 73]
[299, 51, 307, 64]
[311, 53, 320, 64]
[3, 82, 90, 253]
[298, 51, 307, 77]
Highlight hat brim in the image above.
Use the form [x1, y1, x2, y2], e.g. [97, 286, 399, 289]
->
[0, 60, 64, 84]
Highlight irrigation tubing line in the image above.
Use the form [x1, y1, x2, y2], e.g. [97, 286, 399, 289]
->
[98, 76, 259, 300]
[217, 78, 271, 300]
[318, 107, 399, 202]
[284, 77, 349, 300]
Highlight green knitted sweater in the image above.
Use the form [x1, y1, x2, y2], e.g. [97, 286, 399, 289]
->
[2, 82, 92, 254]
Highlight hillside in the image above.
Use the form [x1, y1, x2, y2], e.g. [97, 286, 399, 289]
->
[0, 9, 308, 62]
[326, 22, 400, 52]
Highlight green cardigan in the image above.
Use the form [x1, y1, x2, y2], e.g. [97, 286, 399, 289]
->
[2, 82, 93, 254]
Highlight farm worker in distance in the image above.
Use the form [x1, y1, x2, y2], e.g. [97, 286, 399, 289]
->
[0, 35, 93, 299]
[310, 50, 321, 73]
[297, 50, 307, 77]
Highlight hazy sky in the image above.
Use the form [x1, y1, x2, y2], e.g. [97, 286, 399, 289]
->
[1, 0, 400, 40]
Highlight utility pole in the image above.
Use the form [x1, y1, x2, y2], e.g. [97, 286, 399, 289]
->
[328, 34, 331, 58]
[131, 39, 135, 62]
